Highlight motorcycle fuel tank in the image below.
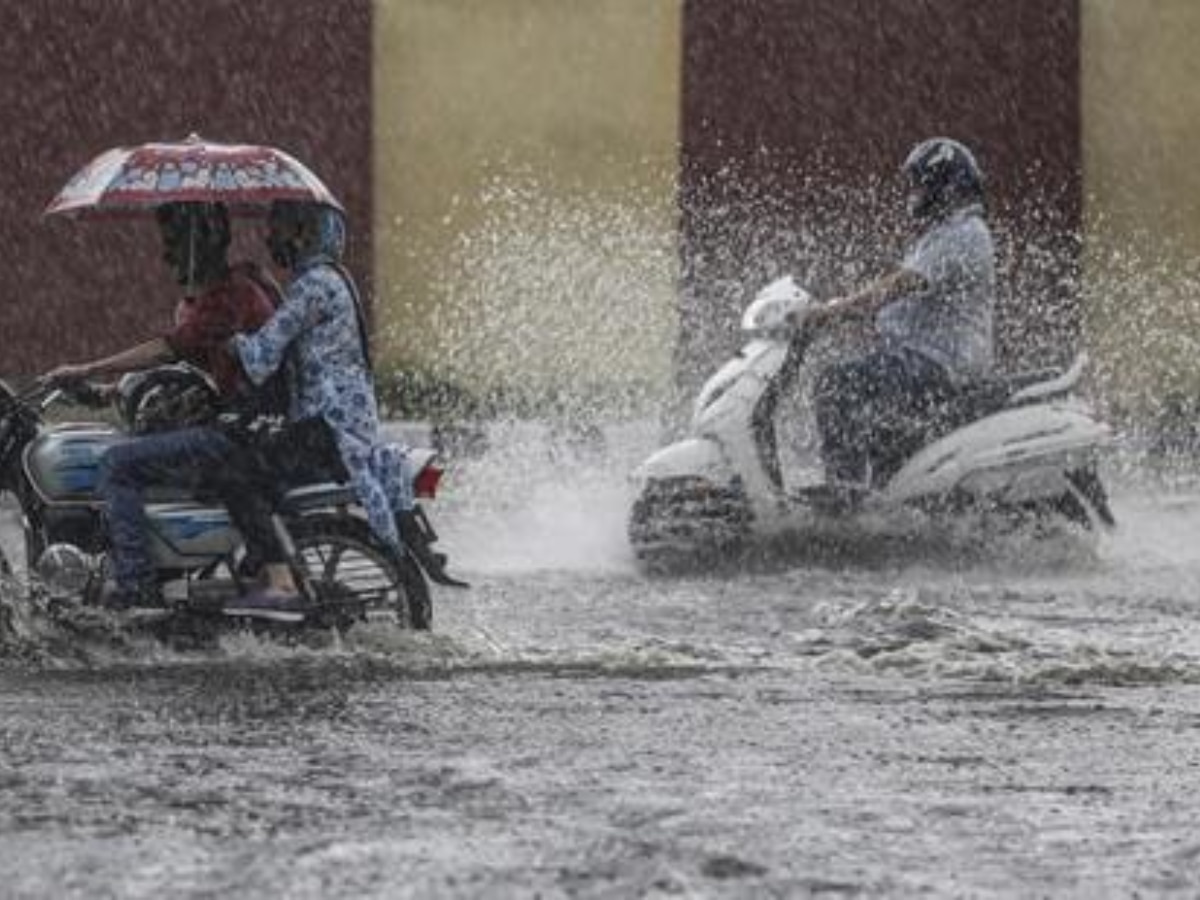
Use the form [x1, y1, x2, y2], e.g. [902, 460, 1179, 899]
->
[22, 426, 124, 503]
[25, 426, 241, 562]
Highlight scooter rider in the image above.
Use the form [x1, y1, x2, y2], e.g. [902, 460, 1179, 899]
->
[44, 202, 279, 610]
[809, 137, 996, 491]
[219, 200, 413, 620]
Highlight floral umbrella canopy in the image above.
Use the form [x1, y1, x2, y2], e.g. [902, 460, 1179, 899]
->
[45, 133, 342, 218]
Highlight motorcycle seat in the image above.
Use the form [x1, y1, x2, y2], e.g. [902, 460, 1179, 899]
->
[146, 480, 359, 512]
[279, 481, 359, 513]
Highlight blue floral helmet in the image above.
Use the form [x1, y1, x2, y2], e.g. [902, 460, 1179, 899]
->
[266, 200, 346, 268]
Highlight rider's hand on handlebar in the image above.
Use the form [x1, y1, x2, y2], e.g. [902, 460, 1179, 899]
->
[63, 380, 115, 408]
[78, 382, 117, 404]
[42, 363, 93, 387]
[39, 366, 113, 407]
[798, 297, 848, 329]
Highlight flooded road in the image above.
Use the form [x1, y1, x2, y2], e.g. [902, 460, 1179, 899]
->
[3, 428, 1200, 898]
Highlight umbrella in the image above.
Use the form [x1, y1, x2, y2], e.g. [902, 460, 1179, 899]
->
[45, 133, 343, 218]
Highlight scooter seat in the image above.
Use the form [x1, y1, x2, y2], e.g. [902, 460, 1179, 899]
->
[932, 357, 1081, 432]
[930, 379, 1012, 430]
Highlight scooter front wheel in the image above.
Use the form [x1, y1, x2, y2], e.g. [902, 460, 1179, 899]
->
[628, 477, 751, 573]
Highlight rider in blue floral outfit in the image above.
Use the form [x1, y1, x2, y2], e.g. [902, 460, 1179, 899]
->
[223, 200, 412, 618]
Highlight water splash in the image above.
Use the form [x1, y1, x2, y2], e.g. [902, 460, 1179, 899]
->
[435, 418, 654, 575]
[379, 169, 680, 424]
[1083, 221, 1200, 442]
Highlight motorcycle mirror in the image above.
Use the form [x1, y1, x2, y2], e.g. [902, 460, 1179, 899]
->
[39, 388, 65, 411]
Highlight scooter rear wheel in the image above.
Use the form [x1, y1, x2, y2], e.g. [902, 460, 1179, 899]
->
[1063, 466, 1116, 529]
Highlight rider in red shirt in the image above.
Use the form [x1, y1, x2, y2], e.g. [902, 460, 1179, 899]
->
[165, 265, 277, 394]
[48, 206, 276, 395]
[45, 202, 278, 611]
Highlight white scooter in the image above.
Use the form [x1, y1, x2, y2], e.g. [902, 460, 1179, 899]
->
[629, 277, 1115, 568]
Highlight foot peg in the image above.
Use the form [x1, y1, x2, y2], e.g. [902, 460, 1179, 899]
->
[397, 509, 469, 588]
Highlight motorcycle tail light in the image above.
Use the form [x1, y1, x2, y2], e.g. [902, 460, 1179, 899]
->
[414, 464, 443, 499]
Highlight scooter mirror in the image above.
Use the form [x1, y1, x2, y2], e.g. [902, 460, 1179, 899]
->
[741, 276, 813, 334]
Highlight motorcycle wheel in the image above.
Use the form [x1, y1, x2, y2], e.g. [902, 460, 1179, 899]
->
[289, 514, 432, 630]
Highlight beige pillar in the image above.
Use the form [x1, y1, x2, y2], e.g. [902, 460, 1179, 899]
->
[373, 0, 682, 414]
[1083, 0, 1200, 417]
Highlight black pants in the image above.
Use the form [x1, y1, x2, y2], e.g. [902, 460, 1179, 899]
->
[813, 348, 954, 486]
[205, 417, 346, 567]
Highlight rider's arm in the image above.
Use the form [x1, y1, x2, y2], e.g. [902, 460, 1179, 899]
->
[229, 273, 320, 387]
[813, 267, 927, 325]
[46, 338, 176, 382]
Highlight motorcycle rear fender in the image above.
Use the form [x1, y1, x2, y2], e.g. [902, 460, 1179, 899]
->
[408, 447, 437, 474]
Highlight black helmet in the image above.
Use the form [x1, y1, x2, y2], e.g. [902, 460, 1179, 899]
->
[901, 138, 984, 220]
[155, 201, 231, 289]
[116, 364, 220, 434]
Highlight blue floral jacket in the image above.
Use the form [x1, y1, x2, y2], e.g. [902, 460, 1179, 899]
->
[231, 246, 411, 550]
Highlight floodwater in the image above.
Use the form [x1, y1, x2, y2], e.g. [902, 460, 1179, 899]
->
[3, 425, 1200, 898]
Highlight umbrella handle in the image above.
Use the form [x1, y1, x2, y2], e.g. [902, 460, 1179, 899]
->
[188, 216, 196, 294]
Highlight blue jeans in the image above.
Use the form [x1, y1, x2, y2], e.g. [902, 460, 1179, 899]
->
[97, 427, 242, 590]
[813, 348, 954, 486]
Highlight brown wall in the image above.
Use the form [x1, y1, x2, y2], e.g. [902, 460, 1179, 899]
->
[678, 0, 1081, 389]
[0, 0, 372, 379]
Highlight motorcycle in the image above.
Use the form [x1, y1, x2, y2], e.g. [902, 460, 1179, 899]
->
[629, 276, 1115, 569]
[0, 370, 465, 639]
